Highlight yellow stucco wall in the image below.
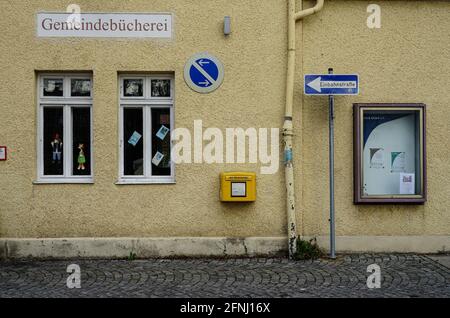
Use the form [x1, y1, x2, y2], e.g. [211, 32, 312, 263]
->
[300, 0, 450, 236]
[0, 0, 288, 238]
[0, 0, 448, 240]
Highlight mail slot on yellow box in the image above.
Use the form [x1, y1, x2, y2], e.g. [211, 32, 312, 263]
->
[220, 172, 256, 202]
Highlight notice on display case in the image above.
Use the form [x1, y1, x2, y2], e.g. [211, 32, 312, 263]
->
[369, 148, 384, 169]
[391, 152, 406, 173]
[400, 173, 415, 195]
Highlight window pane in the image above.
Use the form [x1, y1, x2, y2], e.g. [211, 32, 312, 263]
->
[151, 79, 171, 97]
[151, 108, 171, 176]
[124, 108, 144, 175]
[362, 110, 422, 196]
[43, 78, 64, 97]
[71, 79, 91, 97]
[72, 108, 91, 176]
[43, 107, 64, 175]
[123, 79, 143, 97]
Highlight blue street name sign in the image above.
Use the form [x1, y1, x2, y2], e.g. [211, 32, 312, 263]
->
[304, 74, 359, 95]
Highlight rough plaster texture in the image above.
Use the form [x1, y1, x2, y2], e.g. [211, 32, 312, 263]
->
[0, 0, 449, 249]
[299, 0, 450, 238]
[0, 0, 287, 239]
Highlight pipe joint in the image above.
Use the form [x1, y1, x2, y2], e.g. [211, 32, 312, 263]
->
[294, 0, 324, 21]
[283, 120, 293, 135]
[283, 130, 294, 138]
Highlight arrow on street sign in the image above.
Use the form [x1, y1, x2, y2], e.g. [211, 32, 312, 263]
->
[304, 74, 359, 95]
[184, 53, 224, 94]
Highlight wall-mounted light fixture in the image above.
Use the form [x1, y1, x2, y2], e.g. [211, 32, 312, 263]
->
[224, 16, 231, 36]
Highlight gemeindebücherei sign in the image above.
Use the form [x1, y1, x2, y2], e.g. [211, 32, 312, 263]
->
[37, 13, 172, 38]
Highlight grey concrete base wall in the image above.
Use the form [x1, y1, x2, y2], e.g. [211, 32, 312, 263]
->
[308, 236, 450, 254]
[0, 236, 449, 259]
[0, 237, 288, 259]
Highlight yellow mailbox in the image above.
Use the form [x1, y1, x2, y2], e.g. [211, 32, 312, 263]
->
[220, 172, 256, 202]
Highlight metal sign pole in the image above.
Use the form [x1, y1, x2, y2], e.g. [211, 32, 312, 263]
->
[328, 68, 336, 259]
[305, 70, 359, 259]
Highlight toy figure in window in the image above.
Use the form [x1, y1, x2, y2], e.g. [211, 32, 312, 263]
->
[51, 133, 63, 164]
[77, 143, 86, 170]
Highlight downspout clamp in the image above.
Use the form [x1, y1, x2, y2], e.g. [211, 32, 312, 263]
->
[284, 0, 324, 259]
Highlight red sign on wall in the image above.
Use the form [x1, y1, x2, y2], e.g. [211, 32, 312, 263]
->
[0, 146, 7, 161]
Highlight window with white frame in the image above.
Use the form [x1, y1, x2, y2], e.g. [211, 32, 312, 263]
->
[118, 75, 174, 184]
[37, 74, 93, 183]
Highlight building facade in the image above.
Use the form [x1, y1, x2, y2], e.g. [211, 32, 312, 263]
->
[0, 0, 449, 258]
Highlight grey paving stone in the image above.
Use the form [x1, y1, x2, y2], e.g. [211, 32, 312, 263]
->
[0, 254, 448, 298]
[428, 255, 450, 269]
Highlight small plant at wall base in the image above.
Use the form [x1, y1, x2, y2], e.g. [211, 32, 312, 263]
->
[128, 252, 137, 261]
[294, 237, 324, 260]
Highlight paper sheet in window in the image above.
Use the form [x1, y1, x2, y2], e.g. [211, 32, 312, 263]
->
[128, 131, 142, 146]
[156, 125, 170, 141]
[152, 151, 164, 166]
[400, 173, 415, 194]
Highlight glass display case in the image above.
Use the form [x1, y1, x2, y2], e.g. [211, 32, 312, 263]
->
[354, 103, 426, 204]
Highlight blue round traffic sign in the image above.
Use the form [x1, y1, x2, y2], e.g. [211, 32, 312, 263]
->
[184, 53, 224, 93]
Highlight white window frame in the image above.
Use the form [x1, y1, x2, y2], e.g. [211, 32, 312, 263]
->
[118, 74, 175, 184]
[36, 73, 94, 184]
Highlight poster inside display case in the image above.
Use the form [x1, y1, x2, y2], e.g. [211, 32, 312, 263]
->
[353, 104, 426, 204]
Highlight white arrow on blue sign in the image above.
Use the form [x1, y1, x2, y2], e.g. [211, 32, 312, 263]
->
[304, 74, 359, 95]
[184, 53, 224, 94]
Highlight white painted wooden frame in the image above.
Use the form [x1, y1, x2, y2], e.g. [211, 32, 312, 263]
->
[36, 73, 94, 184]
[117, 74, 175, 184]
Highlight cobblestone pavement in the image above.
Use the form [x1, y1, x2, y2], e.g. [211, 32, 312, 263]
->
[0, 254, 449, 298]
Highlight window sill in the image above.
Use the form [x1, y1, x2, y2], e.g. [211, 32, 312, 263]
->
[33, 178, 94, 185]
[115, 179, 175, 185]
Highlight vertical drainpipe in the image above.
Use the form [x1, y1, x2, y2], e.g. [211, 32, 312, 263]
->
[284, 0, 324, 259]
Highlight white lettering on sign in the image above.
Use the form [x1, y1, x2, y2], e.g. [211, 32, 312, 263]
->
[320, 81, 357, 89]
[37, 13, 172, 38]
